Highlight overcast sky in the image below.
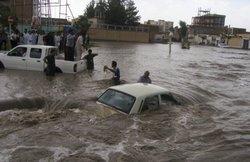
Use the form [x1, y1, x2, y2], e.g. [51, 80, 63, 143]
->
[66, 0, 250, 31]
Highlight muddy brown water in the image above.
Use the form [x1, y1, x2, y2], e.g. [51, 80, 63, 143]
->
[0, 42, 250, 162]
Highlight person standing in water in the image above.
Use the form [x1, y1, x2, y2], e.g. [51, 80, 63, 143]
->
[65, 29, 75, 61]
[44, 49, 56, 76]
[138, 71, 152, 83]
[83, 49, 98, 70]
[104, 60, 120, 85]
[75, 30, 86, 61]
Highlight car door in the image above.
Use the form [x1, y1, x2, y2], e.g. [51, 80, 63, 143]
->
[4, 47, 28, 70]
[160, 93, 180, 106]
[140, 95, 159, 112]
[26, 48, 44, 71]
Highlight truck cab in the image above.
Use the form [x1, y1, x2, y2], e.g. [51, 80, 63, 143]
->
[0, 45, 86, 73]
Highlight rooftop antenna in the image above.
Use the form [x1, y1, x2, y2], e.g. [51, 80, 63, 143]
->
[198, 8, 211, 16]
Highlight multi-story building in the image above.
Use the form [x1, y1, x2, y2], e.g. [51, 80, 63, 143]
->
[188, 8, 226, 45]
[190, 8, 225, 35]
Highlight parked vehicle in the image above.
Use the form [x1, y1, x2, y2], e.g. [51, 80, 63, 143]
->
[96, 83, 180, 115]
[0, 45, 86, 73]
[218, 42, 230, 48]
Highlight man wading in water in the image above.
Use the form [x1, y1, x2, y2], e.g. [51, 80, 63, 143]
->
[83, 49, 98, 70]
[44, 49, 56, 76]
[104, 61, 120, 85]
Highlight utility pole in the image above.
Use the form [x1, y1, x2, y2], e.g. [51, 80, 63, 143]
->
[169, 31, 173, 55]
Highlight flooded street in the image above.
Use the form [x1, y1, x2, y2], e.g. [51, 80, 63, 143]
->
[0, 42, 250, 162]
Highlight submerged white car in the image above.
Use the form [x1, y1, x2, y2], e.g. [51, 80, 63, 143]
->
[96, 83, 180, 115]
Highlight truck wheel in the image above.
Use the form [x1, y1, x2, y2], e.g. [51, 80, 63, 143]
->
[0, 61, 5, 69]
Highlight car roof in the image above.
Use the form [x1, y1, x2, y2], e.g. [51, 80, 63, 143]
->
[109, 83, 168, 98]
[17, 45, 56, 49]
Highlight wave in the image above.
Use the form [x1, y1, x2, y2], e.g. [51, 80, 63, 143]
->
[0, 97, 45, 111]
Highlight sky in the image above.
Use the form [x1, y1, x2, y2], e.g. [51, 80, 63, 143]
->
[65, 0, 250, 31]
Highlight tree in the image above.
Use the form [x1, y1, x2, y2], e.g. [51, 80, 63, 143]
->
[95, 0, 107, 19]
[84, 0, 95, 18]
[179, 21, 189, 49]
[73, 15, 92, 48]
[105, 0, 126, 25]
[179, 20, 188, 39]
[73, 15, 91, 34]
[84, 0, 141, 26]
[124, 0, 140, 25]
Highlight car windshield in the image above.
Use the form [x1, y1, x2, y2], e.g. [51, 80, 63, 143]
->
[98, 89, 136, 114]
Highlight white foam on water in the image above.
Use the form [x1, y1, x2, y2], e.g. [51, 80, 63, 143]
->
[133, 116, 152, 124]
[133, 141, 143, 147]
[177, 114, 191, 127]
[143, 138, 159, 144]
[14, 93, 24, 98]
[88, 115, 97, 124]
[0, 110, 17, 116]
[44, 146, 71, 162]
[70, 108, 81, 113]
[0, 150, 11, 162]
[0, 145, 71, 162]
[85, 140, 127, 161]
[129, 121, 138, 130]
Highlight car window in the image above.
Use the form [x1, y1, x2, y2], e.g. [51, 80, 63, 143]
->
[48, 48, 58, 56]
[160, 94, 171, 105]
[30, 48, 42, 58]
[98, 89, 135, 114]
[7, 47, 27, 57]
[141, 95, 159, 112]
[160, 93, 180, 105]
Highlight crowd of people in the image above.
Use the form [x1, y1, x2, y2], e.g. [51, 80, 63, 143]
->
[1, 27, 152, 84]
[0, 28, 62, 50]
[0, 27, 92, 61]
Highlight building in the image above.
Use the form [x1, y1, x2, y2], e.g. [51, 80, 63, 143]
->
[188, 8, 227, 45]
[145, 20, 173, 33]
[190, 8, 225, 35]
[226, 33, 250, 49]
[227, 27, 247, 35]
[87, 18, 151, 43]
[144, 20, 174, 43]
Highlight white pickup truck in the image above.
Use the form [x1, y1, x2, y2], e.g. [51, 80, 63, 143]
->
[0, 45, 86, 74]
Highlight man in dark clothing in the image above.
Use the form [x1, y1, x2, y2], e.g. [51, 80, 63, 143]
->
[138, 71, 152, 83]
[65, 29, 75, 61]
[44, 32, 55, 46]
[83, 49, 98, 70]
[43, 49, 56, 76]
[104, 61, 120, 85]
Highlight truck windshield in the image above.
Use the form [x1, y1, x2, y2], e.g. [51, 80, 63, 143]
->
[98, 89, 136, 114]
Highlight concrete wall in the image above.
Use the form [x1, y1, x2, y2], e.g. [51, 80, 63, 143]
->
[88, 28, 150, 43]
[227, 37, 250, 49]
[228, 37, 242, 48]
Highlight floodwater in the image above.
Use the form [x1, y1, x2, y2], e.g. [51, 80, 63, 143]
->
[0, 42, 250, 162]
